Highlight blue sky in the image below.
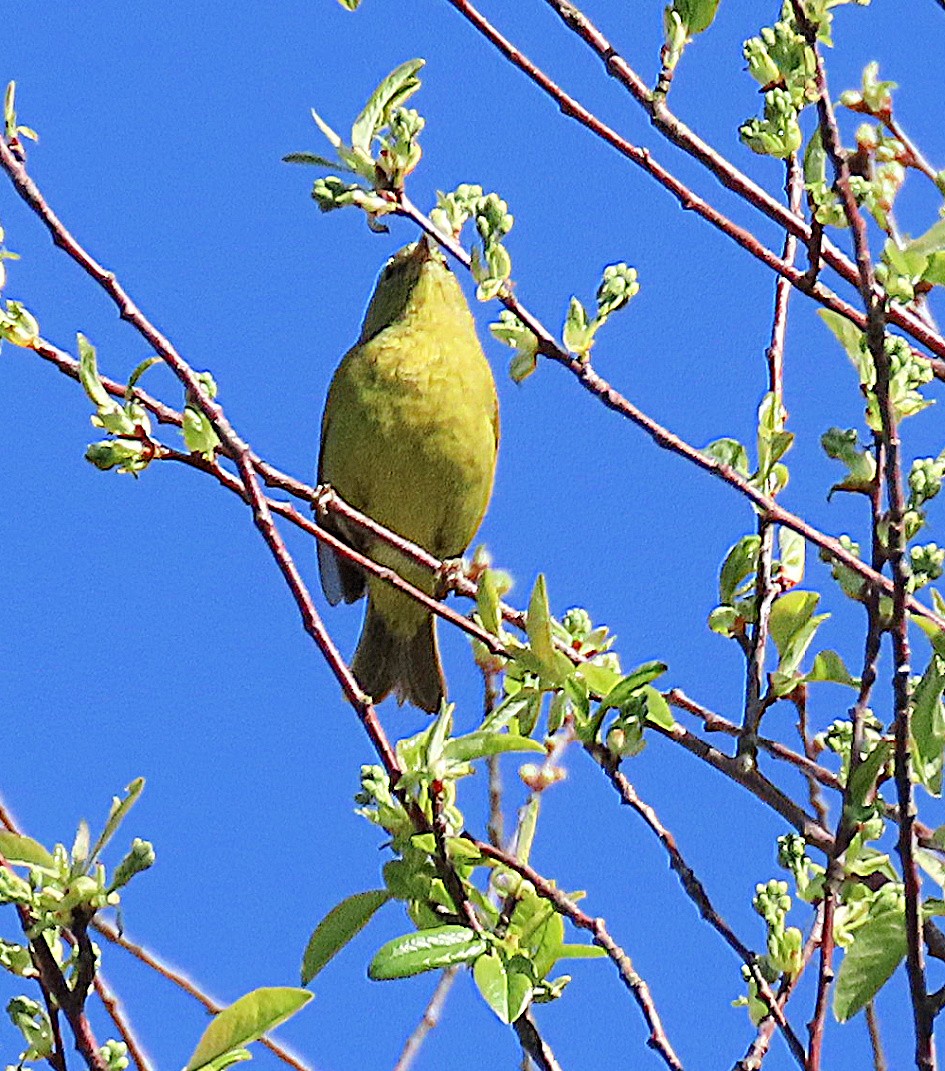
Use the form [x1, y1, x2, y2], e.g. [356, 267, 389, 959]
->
[3, 2, 945, 1069]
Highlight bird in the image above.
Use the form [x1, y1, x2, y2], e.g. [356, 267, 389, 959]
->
[317, 237, 499, 712]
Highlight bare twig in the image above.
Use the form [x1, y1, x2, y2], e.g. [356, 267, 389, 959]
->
[392, 968, 459, 1071]
[586, 743, 805, 1066]
[468, 838, 684, 1070]
[93, 972, 154, 1071]
[513, 1013, 565, 1071]
[866, 1000, 889, 1071]
[533, 0, 945, 367]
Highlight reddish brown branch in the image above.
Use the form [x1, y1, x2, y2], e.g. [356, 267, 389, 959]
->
[791, 6, 933, 1064]
[93, 972, 154, 1071]
[586, 743, 806, 1065]
[534, 0, 945, 367]
[397, 196, 945, 639]
[468, 838, 684, 1070]
[805, 883, 837, 1070]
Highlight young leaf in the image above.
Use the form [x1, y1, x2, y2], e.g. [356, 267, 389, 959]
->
[846, 740, 892, 809]
[350, 59, 424, 156]
[642, 686, 675, 730]
[301, 890, 391, 985]
[476, 568, 502, 636]
[368, 925, 487, 980]
[911, 654, 945, 797]
[0, 832, 55, 871]
[806, 649, 857, 687]
[719, 536, 760, 605]
[833, 901, 906, 1022]
[442, 732, 544, 765]
[473, 951, 533, 1024]
[598, 662, 668, 713]
[89, 777, 145, 866]
[525, 574, 564, 682]
[184, 988, 312, 1071]
[768, 591, 823, 656]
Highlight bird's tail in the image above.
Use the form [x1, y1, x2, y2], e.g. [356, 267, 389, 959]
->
[352, 600, 446, 714]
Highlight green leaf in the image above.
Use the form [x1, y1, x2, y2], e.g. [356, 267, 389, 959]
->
[301, 890, 390, 985]
[350, 59, 424, 155]
[599, 662, 668, 713]
[0, 832, 55, 871]
[476, 568, 502, 636]
[846, 740, 892, 809]
[574, 660, 622, 696]
[309, 107, 343, 152]
[911, 654, 945, 796]
[126, 356, 161, 394]
[719, 535, 760, 605]
[834, 902, 906, 1022]
[906, 218, 945, 259]
[642, 686, 675, 730]
[473, 952, 533, 1023]
[184, 988, 312, 1071]
[778, 527, 805, 587]
[368, 926, 487, 980]
[820, 310, 870, 386]
[77, 333, 112, 410]
[484, 688, 541, 732]
[442, 732, 544, 765]
[89, 777, 145, 866]
[703, 438, 750, 476]
[531, 912, 565, 981]
[282, 152, 340, 167]
[556, 943, 607, 960]
[676, 0, 721, 34]
[525, 574, 561, 682]
[473, 951, 508, 1020]
[768, 591, 822, 656]
[806, 649, 857, 687]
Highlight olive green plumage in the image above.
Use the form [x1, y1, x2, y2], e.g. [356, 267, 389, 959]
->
[318, 239, 499, 712]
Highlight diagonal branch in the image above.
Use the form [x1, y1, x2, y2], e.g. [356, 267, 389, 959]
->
[586, 743, 806, 1066]
[396, 196, 945, 638]
[536, 0, 945, 364]
[442, 0, 945, 368]
[468, 837, 684, 1070]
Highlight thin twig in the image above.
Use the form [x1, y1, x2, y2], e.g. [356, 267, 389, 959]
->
[805, 884, 836, 1070]
[792, 689, 831, 829]
[866, 1000, 889, 1071]
[392, 967, 459, 1071]
[533, 0, 945, 367]
[93, 972, 154, 1071]
[468, 838, 683, 1070]
[513, 1013, 565, 1071]
[586, 743, 806, 1066]
[396, 194, 945, 639]
[92, 920, 313, 1071]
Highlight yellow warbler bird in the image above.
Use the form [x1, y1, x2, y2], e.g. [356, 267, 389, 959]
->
[318, 238, 499, 712]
